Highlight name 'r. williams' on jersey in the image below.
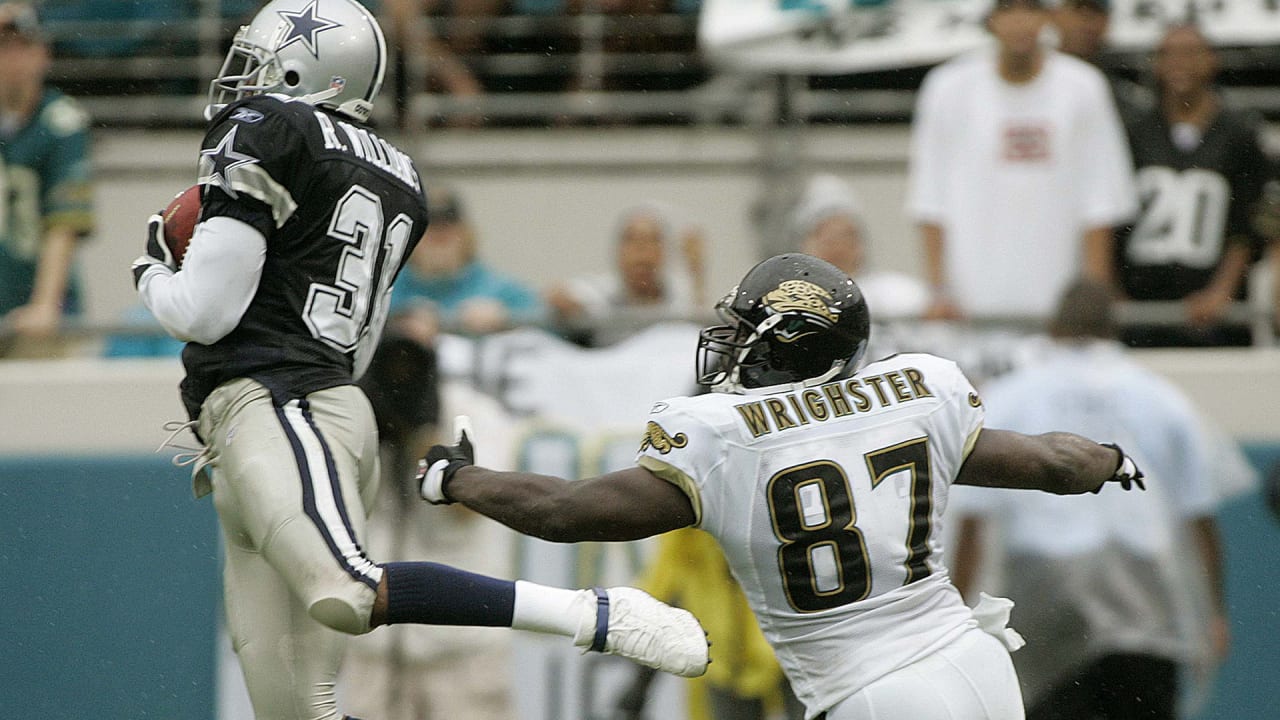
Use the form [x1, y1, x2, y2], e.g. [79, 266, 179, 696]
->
[172, 94, 428, 421]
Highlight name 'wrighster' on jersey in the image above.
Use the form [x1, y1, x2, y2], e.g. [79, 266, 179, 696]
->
[313, 111, 421, 194]
[734, 367, 936, 439]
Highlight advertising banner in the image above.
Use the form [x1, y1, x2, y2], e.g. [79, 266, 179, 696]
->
[699, 0, 1280, 74]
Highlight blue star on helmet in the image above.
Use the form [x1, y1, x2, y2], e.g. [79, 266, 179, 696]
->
[276, 0, 342, 59]
[199, 126, 259, 199]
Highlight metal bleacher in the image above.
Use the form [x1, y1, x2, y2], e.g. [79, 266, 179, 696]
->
[39, 2, 1280, 130]
[41, 2, 713, 129]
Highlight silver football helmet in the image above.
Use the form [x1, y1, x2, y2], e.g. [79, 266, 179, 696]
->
[206, 0, 387, 122]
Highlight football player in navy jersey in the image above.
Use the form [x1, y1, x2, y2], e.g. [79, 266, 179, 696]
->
[1116, 23, 1271, 347]
[131, 2, 706, 718]
[420, 253, 1149, 720]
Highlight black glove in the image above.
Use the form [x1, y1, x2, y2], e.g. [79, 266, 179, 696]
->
[416, 415, 475, 504]
[131, 213, 176, 287]
[1095, 442, 1145, 493]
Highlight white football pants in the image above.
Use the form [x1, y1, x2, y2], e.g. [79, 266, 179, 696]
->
[823, 628, 1025, 720]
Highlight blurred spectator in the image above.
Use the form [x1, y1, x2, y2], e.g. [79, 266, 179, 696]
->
[36, 0, 185, 58]
[950, 278, 1230, 720]
[1049, 0, 1152, 123]
[907, 0, 1135, 322]
[390, 184, 544, 335]
[1116, 23, 1270, 348]
[613, 528, 803, 720]
[344, 333, 517, 720]
[1266, 177, 1280, 334]
[562, 0, 700, 113]
[380, 0, 488, 127]
[0, 2, 93, 357]
[545, 202, 705, 346]
[423, 0, 505, 57]
[791, 173, 928, 320]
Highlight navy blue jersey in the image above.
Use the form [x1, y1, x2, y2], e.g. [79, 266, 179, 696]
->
[180, 94, 427, 419]
[1117, 106, 1269, 301]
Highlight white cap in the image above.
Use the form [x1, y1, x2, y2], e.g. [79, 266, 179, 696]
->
[789, 174, 864, 242]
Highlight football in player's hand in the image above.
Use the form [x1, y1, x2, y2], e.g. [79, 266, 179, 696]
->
[161, 185, 201, 268]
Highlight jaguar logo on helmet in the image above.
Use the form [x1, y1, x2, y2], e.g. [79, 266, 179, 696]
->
[763, 280, 840, 341]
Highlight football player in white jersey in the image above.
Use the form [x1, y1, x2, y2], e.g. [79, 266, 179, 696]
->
[419, 253, 1147, 720]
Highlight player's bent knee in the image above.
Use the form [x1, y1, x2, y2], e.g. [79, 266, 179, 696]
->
[308, 596, 372, 635]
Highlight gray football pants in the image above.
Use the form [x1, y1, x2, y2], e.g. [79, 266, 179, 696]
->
[199, 378, 383, 720]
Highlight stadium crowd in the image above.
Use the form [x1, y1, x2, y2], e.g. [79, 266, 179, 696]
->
[2, 1, 1279, 719]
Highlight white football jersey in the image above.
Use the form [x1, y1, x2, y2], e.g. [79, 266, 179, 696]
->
[637, 353, 985, 715]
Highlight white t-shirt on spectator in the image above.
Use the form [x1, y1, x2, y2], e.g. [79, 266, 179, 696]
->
[907, 48, 1137, 318]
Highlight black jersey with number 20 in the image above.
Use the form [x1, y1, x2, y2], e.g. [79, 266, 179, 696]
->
[1117, 107, 1268, 301]
[180, 94, 428, 420]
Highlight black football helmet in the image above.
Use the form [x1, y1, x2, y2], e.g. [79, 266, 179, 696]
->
[697, 254, 870, 393]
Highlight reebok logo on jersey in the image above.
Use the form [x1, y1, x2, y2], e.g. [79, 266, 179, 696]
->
[639, 421, 688, 454]
[230, 107, 265, 124]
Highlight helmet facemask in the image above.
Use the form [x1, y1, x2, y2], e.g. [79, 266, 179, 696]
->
[696, 303, 773, 393]
[207, 29, 287, 119]
[697, 304, 851, 394]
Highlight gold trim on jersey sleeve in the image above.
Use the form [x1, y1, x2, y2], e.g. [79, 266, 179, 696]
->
[962, 426, 982, 460]
[638, 455, 703, 527]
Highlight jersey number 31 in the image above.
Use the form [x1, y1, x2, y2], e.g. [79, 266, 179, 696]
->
[304, 185, 413, 360]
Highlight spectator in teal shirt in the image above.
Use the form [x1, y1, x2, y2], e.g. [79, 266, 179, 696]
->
[390, 184, 544, 335]
[0, 3, 94, 350]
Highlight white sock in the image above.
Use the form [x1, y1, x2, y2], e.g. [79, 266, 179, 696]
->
[511, 580, 590, 638]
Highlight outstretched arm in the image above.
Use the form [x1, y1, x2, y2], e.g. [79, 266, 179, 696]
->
[417, 416, 696, 542]
[447, 464, 696, 543]
[955, 428, 1142, 495]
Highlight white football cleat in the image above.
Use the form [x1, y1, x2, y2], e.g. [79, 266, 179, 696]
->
[572, 586, 709, 678]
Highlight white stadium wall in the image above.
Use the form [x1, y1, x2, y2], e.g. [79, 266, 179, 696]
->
[1, 348, 1279, 720]
[82, 126, 922, 329]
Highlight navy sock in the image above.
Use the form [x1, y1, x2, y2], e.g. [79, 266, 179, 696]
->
[382, 561, 516, 627]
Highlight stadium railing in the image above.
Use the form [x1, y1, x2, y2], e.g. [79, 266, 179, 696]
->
[38, 5, 1280, 129]
[2, 300, 1274, 363]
